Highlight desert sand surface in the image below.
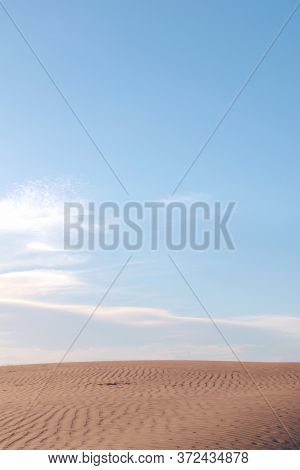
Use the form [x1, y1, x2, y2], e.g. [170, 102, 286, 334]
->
[0, 360, 299, 450]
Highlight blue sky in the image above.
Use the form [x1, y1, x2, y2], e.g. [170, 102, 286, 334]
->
[0, 0, 299, 363]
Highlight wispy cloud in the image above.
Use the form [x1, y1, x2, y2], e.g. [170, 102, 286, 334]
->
[0, 270, 85, 298]
[0, 180, 64, 235]
[0, 179, 90, 290]
[25, 242, 63, 253]
[0, 298, 299, 338]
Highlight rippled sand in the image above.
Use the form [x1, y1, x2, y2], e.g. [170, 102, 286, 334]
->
[0, 361, 299, 449]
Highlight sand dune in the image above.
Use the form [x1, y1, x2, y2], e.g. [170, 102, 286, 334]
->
[0, 361, 299, 449]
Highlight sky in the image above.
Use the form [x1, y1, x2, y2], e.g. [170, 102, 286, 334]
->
[0, 0, 299, 364]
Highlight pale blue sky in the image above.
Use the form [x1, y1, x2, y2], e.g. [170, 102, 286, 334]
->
[0, 0, 299, 363]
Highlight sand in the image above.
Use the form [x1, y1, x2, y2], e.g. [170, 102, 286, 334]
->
[0, 360, 299, 449]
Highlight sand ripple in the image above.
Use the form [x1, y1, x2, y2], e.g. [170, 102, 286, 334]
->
[0, 361, 299, 449]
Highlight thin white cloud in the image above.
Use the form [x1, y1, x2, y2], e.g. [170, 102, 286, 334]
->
[0, 298, 299, 338]
[225, 315, 300, 339]
[0, 270, 84, 298]
[25, 242, 62, 253]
